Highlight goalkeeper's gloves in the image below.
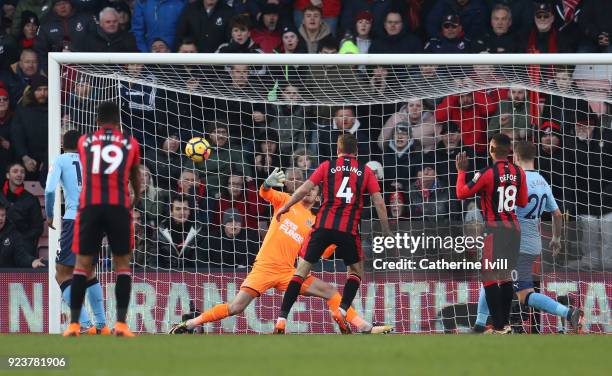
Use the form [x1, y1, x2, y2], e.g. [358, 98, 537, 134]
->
[264, 167, 286, 188]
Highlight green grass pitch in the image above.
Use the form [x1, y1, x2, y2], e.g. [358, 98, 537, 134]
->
[1, 334, 610, 376]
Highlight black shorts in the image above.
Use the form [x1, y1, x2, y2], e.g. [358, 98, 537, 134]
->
[481, 226, 520, 281]
[302, 228, 363, 266]
[73, 205, 133, 256]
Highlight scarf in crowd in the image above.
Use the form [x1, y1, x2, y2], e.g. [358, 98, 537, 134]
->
[527, 28, 558, 126]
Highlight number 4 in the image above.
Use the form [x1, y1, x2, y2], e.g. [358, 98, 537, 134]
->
[336, 176, 353, 203]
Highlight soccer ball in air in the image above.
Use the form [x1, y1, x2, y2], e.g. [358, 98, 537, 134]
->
[185, 137, 212, 162]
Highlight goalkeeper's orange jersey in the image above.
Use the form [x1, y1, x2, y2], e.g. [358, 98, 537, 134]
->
[255, 185, 316, 273]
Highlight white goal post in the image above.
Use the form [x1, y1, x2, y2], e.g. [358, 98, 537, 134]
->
[47, 52, 612, 334]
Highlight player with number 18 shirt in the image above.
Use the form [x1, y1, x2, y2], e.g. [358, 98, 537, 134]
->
[455, 133, 528, 334]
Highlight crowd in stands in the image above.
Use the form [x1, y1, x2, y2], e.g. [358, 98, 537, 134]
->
[0, 0, 611, 271]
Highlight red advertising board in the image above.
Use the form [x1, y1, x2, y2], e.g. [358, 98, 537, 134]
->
[1, 272, 610, 334]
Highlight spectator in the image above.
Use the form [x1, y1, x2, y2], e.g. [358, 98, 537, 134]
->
[541, 65, 589, 132]
[483, 0, 534, 37]
[388, 191, 409, 225]
[338, 0, 393, 38]
[0, 48, 42, 107]
[434, 121, 473, 187]
[536, 121, 565, 204]
[145, 134, 194, 190]
[551, 0, 582, 53]
[14, 11, 39, 55]
[216, 14, 263, 53]
[524, 2, 566, 53]
[135, 165, 161, 227]
[426, 0, 488, 41]
[85, 7, 138, 52]
[409, 163, 455, 224]
[253, 129, 281, 185]
[298, 5, 331, 54]
[0, 162, 43, 257]
[370, 10, 421, 54]
[572, 64, 612, 128]
[175, 0, 232, 53]
[10, 0, 52, 37]
[112, 1, 132, 31]
[150, 38, 170, 53]
[283, 167, 305, 194]
[213, 174, 262, 230]
[314, 106, 372, 163]
[393, 0, 437, 42]
[149, 195, 205, 270]
[381, 123, 421, 193]
[488, 87, 532, 139]
[34, 0, 95, 59]
[131, 209, 153, 268]
[291, 148, 315, 178]
[0, 86, 13, 177]
[434, 88, 499, 155]
[301, 38, 367, 103]
[275, 24, 308, 53]
[294, 0, 340, 35]
[269, 83, 311, 160]
[63, 76, 97, 130]
[250, 3, 281, 53]
[132, 0, 186, 52]
[119, 63, 160, 152]
[0, 24, 18, 69]
[208, 208, 258, 268]
[424, 14, 471, 53]
[577, 0, 612, 53]
[0, 203, 45, 268]
[158, 168, 211, 225]
[196, 122, 251, 198]
[563, 118, 612, 270]
[211, 64, 266, 145]
[353, 10, 373, 54]
[12, 74, 48, 180]
[473, 3, 520, 53]
[177, 38, 198, 53]
[223, 0, 259, 22]
[377, 98, 436, 151]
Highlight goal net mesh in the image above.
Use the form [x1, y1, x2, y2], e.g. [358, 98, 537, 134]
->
[56, 60, 612, 334]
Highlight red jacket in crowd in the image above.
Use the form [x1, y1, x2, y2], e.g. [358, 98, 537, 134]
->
[435, 90, 502, 154]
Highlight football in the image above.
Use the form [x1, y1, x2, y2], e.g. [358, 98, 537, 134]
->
[185, 137, 212, 162]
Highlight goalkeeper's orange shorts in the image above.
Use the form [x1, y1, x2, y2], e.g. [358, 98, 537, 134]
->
[240, 266, 314, 297]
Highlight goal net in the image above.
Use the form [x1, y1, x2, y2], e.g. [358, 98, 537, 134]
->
[48, 53, 612, 334]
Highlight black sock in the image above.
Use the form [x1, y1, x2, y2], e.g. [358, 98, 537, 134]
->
[340, 274, 361, 311]
[484, 283, 502, 330]
[279, 276, 304, 319]
[115, 273, 132, 323]
[499, 281, 514, 327]
[70, 274, 87, 324]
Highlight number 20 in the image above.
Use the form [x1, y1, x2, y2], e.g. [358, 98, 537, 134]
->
[91, 144, 123, 174]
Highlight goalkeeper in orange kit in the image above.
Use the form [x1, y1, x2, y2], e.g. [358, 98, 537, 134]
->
[169, 168, 392, 334]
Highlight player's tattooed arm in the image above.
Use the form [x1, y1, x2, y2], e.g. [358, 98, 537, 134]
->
[129, 164, 142, 208]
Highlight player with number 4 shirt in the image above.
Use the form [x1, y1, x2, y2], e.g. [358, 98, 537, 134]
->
[273, 134, 392, 334]
[455, 133, 528, 334]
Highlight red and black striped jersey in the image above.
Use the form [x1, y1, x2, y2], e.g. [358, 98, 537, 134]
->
[456, 160, 528, 230]
[309, 156, 380, 235]
[78, 125, 140, 208]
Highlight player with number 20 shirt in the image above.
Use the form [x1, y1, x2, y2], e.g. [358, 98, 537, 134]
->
[455, 133, 528, 333]
[63, 102, 141, 337]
